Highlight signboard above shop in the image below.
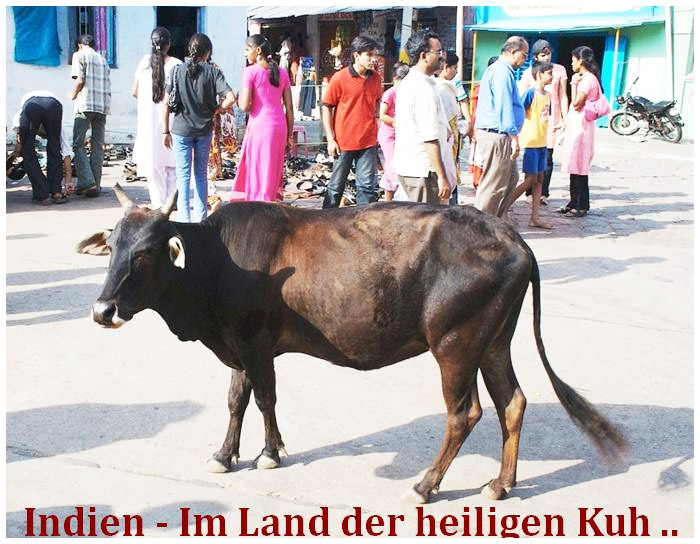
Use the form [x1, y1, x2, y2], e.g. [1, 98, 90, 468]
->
[471, 5, 665, 31]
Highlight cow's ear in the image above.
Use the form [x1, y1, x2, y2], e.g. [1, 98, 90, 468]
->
[75, 230, 112, 255]
[168, 236, 185, 269]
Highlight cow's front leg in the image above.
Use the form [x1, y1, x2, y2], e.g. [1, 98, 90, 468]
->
[249, 360, 286, 470]
[207, 368, 252, 473]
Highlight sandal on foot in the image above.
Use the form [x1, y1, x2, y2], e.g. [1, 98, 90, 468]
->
[567, 209, 587, 217]
[51, 193, 68, 204]
[556, 206, 571, 214]
[76, 184, 97, 196]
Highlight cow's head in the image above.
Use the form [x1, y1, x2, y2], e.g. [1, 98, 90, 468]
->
[76, 184, 185, 328]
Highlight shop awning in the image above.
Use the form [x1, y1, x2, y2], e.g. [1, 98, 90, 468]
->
[247, 6, 426, 20]
[469, 5, 665, 32]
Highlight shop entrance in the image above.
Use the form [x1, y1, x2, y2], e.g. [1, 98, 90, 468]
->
[555, 34, 606, 98]
[156, 7, 200, 62]
[520, 33, 606, 102]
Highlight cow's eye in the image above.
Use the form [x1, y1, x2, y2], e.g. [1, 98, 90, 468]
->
[133, 249, 151, 262]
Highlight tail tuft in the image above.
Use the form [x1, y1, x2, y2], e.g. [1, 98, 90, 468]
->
[529, 251, 628, 462]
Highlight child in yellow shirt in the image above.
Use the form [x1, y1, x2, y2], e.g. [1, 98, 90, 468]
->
[505, 61, 554, 228]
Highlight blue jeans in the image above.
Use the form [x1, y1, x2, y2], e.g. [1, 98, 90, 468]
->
[322, 146, 378, 208]
[172, 132, 212, 222]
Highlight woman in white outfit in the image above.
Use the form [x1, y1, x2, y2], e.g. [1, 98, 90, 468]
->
[131, 27, 182, 208]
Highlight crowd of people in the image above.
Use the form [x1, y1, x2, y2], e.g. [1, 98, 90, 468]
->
[9, 27, 606, 227]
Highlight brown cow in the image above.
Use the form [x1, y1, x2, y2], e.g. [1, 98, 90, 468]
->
[77, 185, 626, 503]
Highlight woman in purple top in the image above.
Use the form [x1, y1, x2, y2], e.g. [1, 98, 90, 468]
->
[377, 62, 409, 201]
[231, 34, 294, 202]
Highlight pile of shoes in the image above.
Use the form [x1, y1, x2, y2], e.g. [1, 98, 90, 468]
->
[6, 153, 26, 180]
[122, 159, 145, 182]
[221, 155, 236, 179]
[283, 154, 333, 200]
[104, 144, 130, 167]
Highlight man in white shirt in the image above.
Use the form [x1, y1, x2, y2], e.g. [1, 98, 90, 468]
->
[394, 30, 452, 204]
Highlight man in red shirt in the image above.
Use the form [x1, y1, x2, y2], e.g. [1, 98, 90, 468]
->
[321, 36, 383, 207]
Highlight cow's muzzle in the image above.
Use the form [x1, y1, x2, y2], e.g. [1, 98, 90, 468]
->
[92, 300, 127, 328]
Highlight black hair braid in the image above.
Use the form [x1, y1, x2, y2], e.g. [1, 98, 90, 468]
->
[149, 27, 171, 103]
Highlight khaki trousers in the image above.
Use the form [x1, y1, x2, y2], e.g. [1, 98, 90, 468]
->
[473, 129, 519, 217]
[398, 172, 439, 204]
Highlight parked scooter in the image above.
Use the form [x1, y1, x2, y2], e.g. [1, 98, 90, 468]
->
[609, 77, 684, 143]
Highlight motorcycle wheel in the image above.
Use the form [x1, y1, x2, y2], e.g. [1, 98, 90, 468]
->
[609, 111, 641, 136]
[659, 116, 683, 143]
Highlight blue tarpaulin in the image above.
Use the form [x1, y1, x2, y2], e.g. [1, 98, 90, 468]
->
[12, 6, 61, 67]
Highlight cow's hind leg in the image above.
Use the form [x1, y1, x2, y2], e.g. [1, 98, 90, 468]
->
[479, 337, 527, 500]
[207, 368, 253, 472]
[249, 360, 286, 470]
[406, 352, 483, 504]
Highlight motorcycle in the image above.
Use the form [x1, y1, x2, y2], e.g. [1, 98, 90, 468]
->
[609, 77, 684, 143]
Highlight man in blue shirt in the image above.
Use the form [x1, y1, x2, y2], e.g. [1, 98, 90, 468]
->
[473, 36, 528, 217]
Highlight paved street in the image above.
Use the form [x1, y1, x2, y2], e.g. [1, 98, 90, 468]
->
[5, 129, 693, 537]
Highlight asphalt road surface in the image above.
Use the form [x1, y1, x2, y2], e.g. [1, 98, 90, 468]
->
[6, 129, 693, 537]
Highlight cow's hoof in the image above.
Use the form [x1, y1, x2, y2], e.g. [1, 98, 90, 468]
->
[255, 453, 280, 470]
[480, 480, 511, 500]
[206, 454, 238, 473]
[402, 484, 436, 504]
[402, 487, 427, 504]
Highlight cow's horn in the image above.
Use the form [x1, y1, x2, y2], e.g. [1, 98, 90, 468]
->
[113, 183, 134, 210]
[161, 190, 178, 218]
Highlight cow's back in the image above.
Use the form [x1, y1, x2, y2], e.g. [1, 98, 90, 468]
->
[211, 202, 532, 369]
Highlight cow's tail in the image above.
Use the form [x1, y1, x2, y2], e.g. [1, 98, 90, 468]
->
[529, 254, 628, 461]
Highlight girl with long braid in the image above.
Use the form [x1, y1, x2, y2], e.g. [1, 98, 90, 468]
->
[132, 27, 182, 208]
[230, 34, 294, 202]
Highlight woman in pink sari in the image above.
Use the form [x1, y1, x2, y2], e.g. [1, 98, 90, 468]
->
[559, 46, 603, 217]
[230, 34, 293, 202]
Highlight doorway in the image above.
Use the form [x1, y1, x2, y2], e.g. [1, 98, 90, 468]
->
[555, 34, 606, 101]
[156, 7, 200, 62]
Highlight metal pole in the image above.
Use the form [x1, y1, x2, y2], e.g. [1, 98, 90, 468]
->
[456, 5, 464, 81]
[665, 6, 674, 99]
[400, 7, 413, 51]
[469, 30, 478, 112]
[609, 27, 620, 104]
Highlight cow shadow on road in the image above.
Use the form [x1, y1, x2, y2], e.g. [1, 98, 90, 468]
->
[6, 402, 203, 463]
[6, 281, 104, 327]
[6, 267, 106, 287]
[284, 403, 692, 500]
[537, 255, 664, 284]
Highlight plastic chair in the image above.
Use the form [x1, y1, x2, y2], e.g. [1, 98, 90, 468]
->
[291, 125, 309, 158]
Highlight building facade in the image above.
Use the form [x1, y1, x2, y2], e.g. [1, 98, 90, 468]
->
[467, 6, 694, 139]
[5, 6, 247, 143]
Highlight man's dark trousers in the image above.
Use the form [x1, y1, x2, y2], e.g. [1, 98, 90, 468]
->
[18, 96, 63, 201]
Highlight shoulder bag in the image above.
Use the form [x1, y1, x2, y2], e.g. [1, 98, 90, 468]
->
[167, 64, 183, 114]
[583, 90, 611, 121]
